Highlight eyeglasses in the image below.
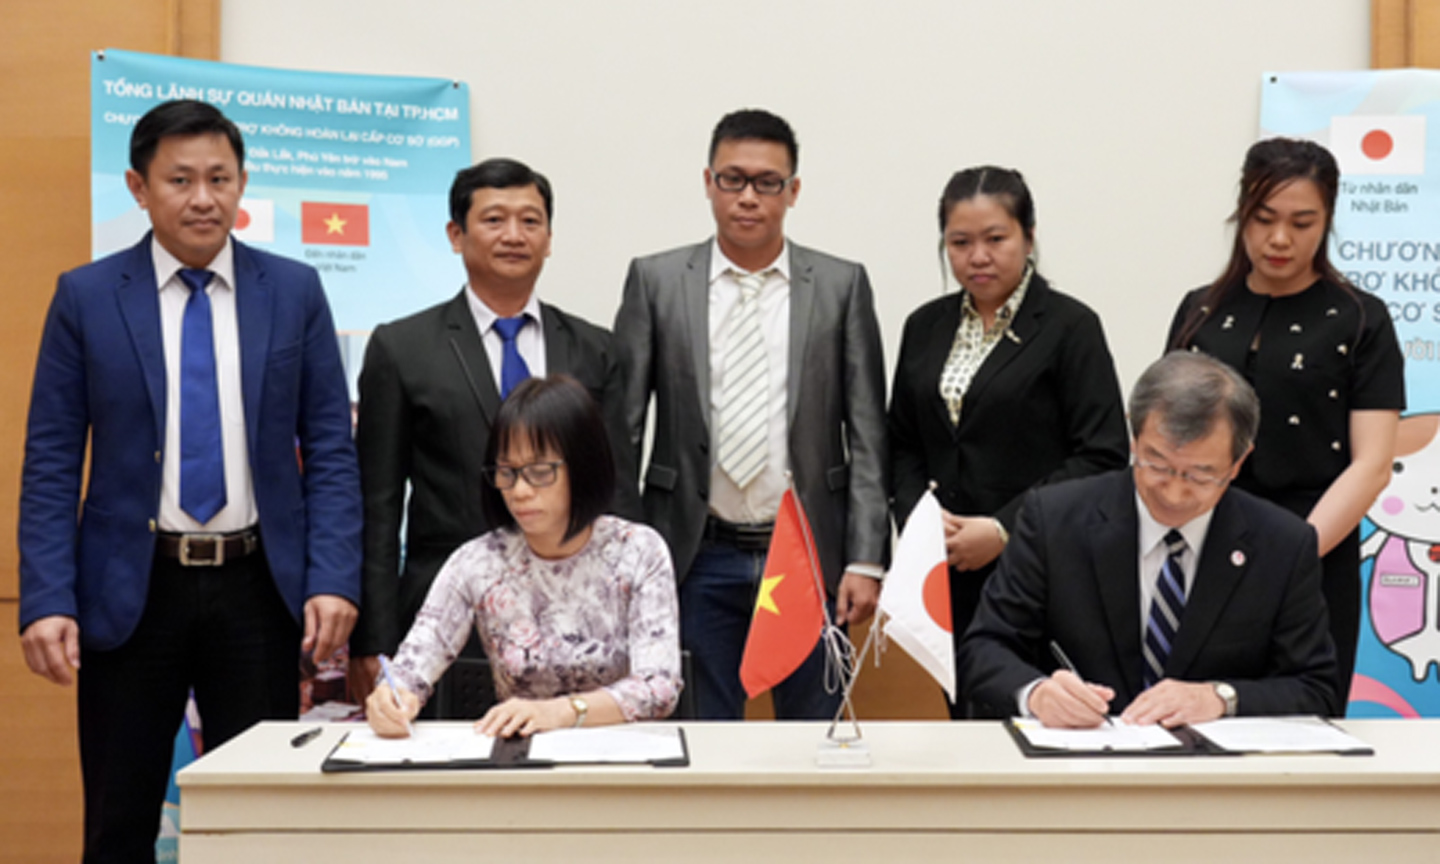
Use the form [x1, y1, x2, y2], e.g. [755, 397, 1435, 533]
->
[482, 461, 565, 490]
[711, 170, 793, 196]
[1134, 458, 1229, 488]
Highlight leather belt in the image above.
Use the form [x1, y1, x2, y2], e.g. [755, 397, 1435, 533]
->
[156, 528, 260, 567]
[704, 516, 775, 552]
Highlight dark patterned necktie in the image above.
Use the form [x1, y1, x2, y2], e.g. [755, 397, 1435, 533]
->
[1142, 529, 1187, 689]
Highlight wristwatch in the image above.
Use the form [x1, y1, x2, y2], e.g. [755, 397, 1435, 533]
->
[1212, 681, 1238, 717]
[569, 695, 589, 728]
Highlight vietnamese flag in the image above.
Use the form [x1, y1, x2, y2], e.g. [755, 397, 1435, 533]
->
[739, 490, 826, 699]
[301, 201, 370, 246]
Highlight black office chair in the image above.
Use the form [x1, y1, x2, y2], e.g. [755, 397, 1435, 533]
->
[432, 650, 697, 720]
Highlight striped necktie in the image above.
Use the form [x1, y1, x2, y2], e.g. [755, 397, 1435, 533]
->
[1142, 529, 1187, 689]
[717, 270, 769, 488]
[177, 267, 226, 524]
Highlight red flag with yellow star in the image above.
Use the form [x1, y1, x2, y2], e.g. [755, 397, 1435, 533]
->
[301, 201, 370, 246]
[739, 489, 826, 699]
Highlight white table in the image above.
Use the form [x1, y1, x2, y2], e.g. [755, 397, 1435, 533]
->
[179, 720, 1440, 862]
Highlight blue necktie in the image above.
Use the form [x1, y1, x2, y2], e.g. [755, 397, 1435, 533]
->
[1142, 530, 1187, 689]
[492, 315, 532, 399]
[177, 268, 226, 524]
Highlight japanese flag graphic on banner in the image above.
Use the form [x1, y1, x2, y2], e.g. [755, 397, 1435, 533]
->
[232, 198, 274, 243]
[878, 490, 955, 700]
[301, 201, 370, 246]
[739, 490, 826, 699]
[1329, 115, 1426, 176]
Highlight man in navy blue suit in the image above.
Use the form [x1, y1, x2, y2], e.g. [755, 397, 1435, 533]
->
[18, 100, 361, 863]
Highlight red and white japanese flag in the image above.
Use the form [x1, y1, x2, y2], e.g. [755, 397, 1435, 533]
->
[878, 490, 955, 700]
[232, 198, 275, 243]
[1329, 115, 1426, 176]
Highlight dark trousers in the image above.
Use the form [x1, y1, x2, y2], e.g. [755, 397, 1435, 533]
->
[78, 551, 299, 864]
[680, 538, 841, 720]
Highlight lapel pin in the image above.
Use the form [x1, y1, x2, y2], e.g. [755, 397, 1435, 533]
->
[1005, 329, 1021, 344]
[1231, 550, 1246, 567]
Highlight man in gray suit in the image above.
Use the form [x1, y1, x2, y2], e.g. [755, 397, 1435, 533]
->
[613, 109, 889, 719]
[350, 159, 638, 707]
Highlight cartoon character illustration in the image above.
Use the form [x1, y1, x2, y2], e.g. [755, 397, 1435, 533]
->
[1361, 412, 1440, 682]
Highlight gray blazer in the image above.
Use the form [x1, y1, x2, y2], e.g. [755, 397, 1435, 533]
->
[613, 241, 889, 592]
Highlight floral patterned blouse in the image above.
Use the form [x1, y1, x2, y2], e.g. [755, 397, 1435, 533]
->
[390, 515, 682, 721]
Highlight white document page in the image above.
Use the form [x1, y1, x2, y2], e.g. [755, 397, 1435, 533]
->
[1188, 716, 1373, 754]
[527, 725, 685, 763]
[330, 725, 496, 764]
[1011, 717, 1182, 751]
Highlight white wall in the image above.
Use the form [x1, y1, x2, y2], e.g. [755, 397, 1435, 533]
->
[222, 0, 1370, 393]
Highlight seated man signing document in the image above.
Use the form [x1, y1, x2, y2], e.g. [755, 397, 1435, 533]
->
[957, 351, 1339, 727]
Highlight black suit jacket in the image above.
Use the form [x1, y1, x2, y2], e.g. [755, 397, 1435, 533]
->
[957, 471, 1340, 717]
[350, 290, 640, 656]
[889, 273, 1128, 532]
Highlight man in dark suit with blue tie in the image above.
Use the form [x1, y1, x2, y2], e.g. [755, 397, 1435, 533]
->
[958, 351, 1339, 726]
[347, 159, 638, 706]
[18, 100, 361, 862]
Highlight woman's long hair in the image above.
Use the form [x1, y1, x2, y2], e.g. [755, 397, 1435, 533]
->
[1170, 138, 1359, 349]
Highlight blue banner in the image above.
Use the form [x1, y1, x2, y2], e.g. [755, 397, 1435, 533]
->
[91, 49, 472, 334]
[1262, 70, 1440, 718]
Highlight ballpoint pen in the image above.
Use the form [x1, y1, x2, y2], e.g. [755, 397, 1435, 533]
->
[1049, 639, 1115, 727]
[290, 726, 323, 748]
[378, 654, 415, 736]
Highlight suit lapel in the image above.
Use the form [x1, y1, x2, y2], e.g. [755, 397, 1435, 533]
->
[233, 242, 273, 444]
[957, 275, 1049, 431]
[922, 296, 964, 435]
[1092, 472, 1145, 699]
[1168, 491, 1251, 677]
[786, 245, 814, 427]
[683, 244, 712, 428]
[115, 238, 167, 441]
[443, 290, 501, 426]
[541, 301, 571, 374]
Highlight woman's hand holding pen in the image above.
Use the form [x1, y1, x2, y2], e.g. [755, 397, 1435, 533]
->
[365, 683, 420, 738]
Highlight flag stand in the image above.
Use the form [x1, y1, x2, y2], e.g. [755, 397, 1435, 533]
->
[817, 619, 877, 768]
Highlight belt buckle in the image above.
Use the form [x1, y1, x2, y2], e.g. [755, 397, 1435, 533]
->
[179, 533, 225, 567]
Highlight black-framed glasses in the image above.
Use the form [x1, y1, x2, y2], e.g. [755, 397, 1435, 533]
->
[711, 170, 793, 196]
[482, 461, 565, 490]
[1134, 458, 1229, 488]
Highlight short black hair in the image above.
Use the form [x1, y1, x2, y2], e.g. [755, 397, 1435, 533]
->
[709, 109, 798, 174]
[480, 375, 615, 542]
[449, 157, 554, 227]
[130, 100, 245, 177]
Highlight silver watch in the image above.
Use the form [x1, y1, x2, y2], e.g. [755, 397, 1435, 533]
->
[1212, 681, 1238, 717]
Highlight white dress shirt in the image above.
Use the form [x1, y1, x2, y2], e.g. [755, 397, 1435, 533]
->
[464, 287, 547, 390]
[707, 239, 790, 524]
[154, 237, 256, 532]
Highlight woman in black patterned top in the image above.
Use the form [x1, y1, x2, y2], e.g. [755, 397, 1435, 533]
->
[1168, 138, 1405, 709]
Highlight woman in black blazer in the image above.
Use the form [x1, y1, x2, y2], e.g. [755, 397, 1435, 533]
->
[888, 167, 1130, 718]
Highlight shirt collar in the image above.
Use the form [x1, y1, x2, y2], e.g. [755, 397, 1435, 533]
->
[1135, 487, 1214, 562]
[960, 260, 1034, 325]
[151, 235, 236, 293]
[709, 237, 791, 284]
[465, 285, 543, 334]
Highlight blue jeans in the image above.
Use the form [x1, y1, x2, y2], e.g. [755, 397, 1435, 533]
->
[680, 538, 842, 720]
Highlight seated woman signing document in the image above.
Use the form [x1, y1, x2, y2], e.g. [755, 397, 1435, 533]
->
[366, 375, 681, 738]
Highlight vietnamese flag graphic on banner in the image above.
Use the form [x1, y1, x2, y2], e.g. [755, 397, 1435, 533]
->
[1329, 114, 1426, 176]
[739, 490, 826, 699]
[301, 201, 370, 246]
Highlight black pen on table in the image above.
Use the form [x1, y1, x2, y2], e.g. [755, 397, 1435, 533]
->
[290, 726, 323, 748]
[1048, 639, 1115, 727]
